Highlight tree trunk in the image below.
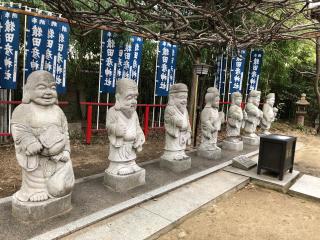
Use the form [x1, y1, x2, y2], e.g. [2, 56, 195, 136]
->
[315, 37, 320, 133]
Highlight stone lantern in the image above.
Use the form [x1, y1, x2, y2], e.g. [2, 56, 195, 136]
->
[295, 93, 310, 126]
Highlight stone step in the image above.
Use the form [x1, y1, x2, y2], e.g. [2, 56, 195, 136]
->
[289, 174, 320, 201]
[59, 171, 249, 240]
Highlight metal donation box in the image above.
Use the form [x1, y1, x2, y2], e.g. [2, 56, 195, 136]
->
[257, 134, 297, 180]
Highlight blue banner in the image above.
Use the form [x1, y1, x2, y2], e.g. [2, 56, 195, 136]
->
[54, 22, 69, 94]
[25, 16, 48, 78]
[100, 32, 144, 93]
[44, 19, 59, 77]
[214, 54, 227, 96]
[229, 49, 247, 94]
[246, 49, 263, 95]
[155, 41, 179, 96]
[0, 11, 20, 89]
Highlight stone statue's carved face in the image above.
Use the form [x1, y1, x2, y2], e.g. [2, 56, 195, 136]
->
[30, 80, 57, 106]
[212, 95, 220, 108]
[249, 96, 260, 107]
[234, 96, 242, 107]
[267, 97, 275, 106]
[118, 88, 138, 117]
[173, 92, 188, 113]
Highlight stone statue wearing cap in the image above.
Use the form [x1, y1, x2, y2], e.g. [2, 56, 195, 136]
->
[160, 83, 192, 172]
[260, 93, 278, 135]
[223, 92, 244, 151]
[10, 70, 74, 220]
[198, 87, 224, 159]
[242, 90, 263, 145]
[104, 78, 145, 192]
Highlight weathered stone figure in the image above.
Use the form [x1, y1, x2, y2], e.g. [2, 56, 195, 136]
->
[160, 83, 192, 172]
[260, 93, 278, 135]
[198, 87, 224, 159]
[11, 70, 74, 220]
[104, 79, 145, 192]
[242, 90, 263, 145]
[223, 92, 244, 151]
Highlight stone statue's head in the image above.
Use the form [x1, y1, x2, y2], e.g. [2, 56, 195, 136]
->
[168, 83, 188, 113]
[266, 93, 275, 106]
[115, 78, 138, 117]
[248, 90, 261, 107]
[22, 70, 58, 106]
[231, 92, 242, 107]
[205, 87, 220, 108]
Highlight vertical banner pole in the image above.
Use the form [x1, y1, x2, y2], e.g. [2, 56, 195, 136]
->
[245, 49, 253, 103]
[96, 30, 103, 130]
[226, 50, 233, 120]
[22, 13, 28, 94]
[105, 92, 109, 128]
[152, 41, 159, 128]
[222, 50, 228, 116]
[158, 96, 162, 127]
[8, 90, 12, 133]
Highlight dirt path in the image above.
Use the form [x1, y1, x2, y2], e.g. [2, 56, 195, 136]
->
[157, 185, 320, 240]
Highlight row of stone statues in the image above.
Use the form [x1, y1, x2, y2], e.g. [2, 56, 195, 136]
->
[10, 70, 277, 221]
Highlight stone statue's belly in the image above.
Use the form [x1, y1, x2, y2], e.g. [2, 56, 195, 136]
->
[29, 109, 61, 129]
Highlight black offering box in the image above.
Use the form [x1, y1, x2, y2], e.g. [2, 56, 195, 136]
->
[257, 134, 297, 180]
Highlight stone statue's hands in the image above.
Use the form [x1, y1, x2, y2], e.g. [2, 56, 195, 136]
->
[60, 150, 70, 162]
[186, 132, 191, 145]
[176, 119, 183, 128]
[134, 134, 145, 152]
[26, 141, 43, 156]
[116, 123, 127, 137]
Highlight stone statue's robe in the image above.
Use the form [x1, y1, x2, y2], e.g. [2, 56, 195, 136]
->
[226, 104, 243, 138]
[243, 102, 262, 135]
[164, 105, 191, 152]
[106, 107, 145, 163]
[199, 107, 220, 150]
[261, 103, 276, 131]
[11, 103, 74, 202]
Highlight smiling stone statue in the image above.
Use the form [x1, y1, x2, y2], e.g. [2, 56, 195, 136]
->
[104, 79, 145, 192]
[11, 70, 74, 221]
[160, 83, 192, 172]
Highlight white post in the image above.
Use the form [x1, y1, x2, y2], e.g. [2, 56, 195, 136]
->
[152, 41, 159, 128]
[245, 49, 253, 103]
[22, 13, 28, 94]
[226, 50, 233, 119]
[222, 50, 229, 116]
[96, 30, 104, 130]
[105, 92, 109, 128]
[158, 97, 163, 127]
[8, 90, 12, 133]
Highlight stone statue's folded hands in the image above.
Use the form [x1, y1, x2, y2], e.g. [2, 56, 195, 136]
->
[26, 141, 43, 156]
[115, 123, 127, 137]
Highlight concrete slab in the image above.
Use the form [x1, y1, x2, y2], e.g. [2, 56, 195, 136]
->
[1, 145, 258, 240]
[61, 171, 249, 240]
[289, 174, 320, 201]
[224, 166, 300, 193]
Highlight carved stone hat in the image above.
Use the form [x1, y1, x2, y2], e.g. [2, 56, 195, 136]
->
[248, 90, 261, 98]
[169, 83, 188, 94]
[266, 93, 275, 99]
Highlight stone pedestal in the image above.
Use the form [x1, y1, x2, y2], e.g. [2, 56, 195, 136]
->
[160, 157, 191, 173]
[12, 193, 72, 222]
[242, 135, 260, 146]
[197, 148, 221, 160]
[222, 140, 243, 151]
[104, 169, 145, 192]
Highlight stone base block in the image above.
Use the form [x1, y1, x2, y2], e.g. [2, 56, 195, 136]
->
[222, 140, 243, 151]
[12, 193, 72, 222]
[197, 148, 221, 160]
[242, 136, 260, 146]
[160, 157, 191, 173]
[104, 169, 146, 192]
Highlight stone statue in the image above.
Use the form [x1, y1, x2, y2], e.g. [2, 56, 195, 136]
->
[242, 90, 263, 145]
[11, 70, 74, 221]
[260, 93, 278, 135]
[198, 87, 224, 159]
[160, 83, 192, 172]
[104, 78, 145, 192]
[223, 92, 244, 151]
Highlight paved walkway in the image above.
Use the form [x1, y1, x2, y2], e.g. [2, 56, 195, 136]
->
[62, 171, 249, 240]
